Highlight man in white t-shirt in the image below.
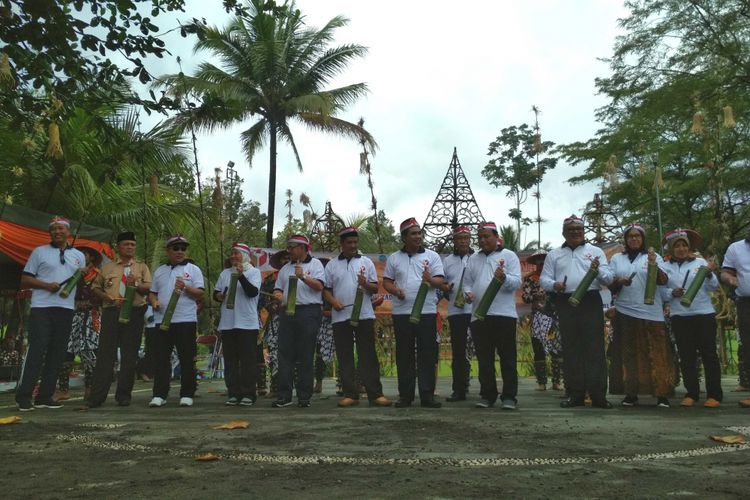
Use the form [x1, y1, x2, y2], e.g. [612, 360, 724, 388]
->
[721, 234, 750, 408]
[383, 218, 445, 408]
[148, 235, 205, 408]
[271, 234, 325, 408]
[16, 216, 86, 411]
[323, 227, 391, 407]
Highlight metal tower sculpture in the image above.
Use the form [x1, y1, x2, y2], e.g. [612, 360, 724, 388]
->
[422, 148, 486, 252]
[583, 192, 621, 245]
[310, 201, 345, 252]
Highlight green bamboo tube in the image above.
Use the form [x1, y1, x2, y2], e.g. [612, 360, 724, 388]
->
[350, 286, 364, 327]
[159, 289, 182, 331]
[453, 269, 466, 308]
[568, 266, 599, 306]
[680, 266, 710, 307]
[643, 261, 658, 305]
[226, 272, 240, 310]
[473, 276, 505, 321]
[118, 285, 136, 324]
[286, 276, 298, 316]
[409, 281, 430, 324]
[58, 269, 84, 298]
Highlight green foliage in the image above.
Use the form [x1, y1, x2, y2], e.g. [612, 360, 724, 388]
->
[157, 0, 375, 247]
[483, 124, 557, 241]
[558, 0, 750, 255]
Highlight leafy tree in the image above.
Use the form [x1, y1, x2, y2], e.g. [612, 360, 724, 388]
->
[558, 0, 750, 254]
[158, 0, 376, 248]
[482, 124, 557, 240]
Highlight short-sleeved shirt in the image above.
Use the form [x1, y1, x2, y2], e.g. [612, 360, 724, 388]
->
[442, 252, 473, 317]
[383, 247, 444, 315]
[150, 261, 205, 324]
[664, 257, 718, 317]
[273, 254, 325, 306]
[215, 266, 262, 330]
[93, 258, 152, 307]
[609, 252, 668, 322]
[540, 243, 613, 293]
[463, 247, 521, 319]
[723, 239, 750, 297]
[324, 253, 378, 324]
[23, 244, 86, 309]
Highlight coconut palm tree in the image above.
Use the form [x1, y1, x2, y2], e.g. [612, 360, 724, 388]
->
[159, 0, 376, 247]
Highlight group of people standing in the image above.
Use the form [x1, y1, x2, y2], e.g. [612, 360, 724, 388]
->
[13, 213, 750, 412]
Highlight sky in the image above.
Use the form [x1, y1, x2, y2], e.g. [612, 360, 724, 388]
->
[142, 0, 630, 249]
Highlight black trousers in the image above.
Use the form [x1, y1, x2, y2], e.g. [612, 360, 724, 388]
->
[221, 329, 258, 399]
[332, 319, 384, 400]
[448, 314, 471, 395]
[531, 336, 547, 385]
[16, 307, 74, 404]
[556, 291, 608, 403]
[277, 305, 321, 402]
[471, 315, 518, 402]
[672, 314, 723, 401]
[738, 298, 750, 384]
[152, 321, 197, 399]
[89, 305, 146, 404]
[141, 326, 157, 378]
[392, 314, 438, 402]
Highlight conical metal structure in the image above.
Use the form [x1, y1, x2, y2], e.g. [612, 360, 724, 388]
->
[422, 148, 485, 252]
[310, 201, 344, 252]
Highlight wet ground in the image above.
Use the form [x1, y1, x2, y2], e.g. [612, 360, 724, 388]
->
[1, 376, 749, 499]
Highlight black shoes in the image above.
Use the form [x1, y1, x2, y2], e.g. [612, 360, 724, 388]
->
[394, 399, 412, 408]
[420, 399, 442, 408]
[445, 393, 466, 402]
[560, 398, 585, 408]
[621, 395, 639, 407]
[297, 400, 311, 408]
[271, 398, 293, 408]
[34, 399, 63, 409]
[591, 399, 613, 409]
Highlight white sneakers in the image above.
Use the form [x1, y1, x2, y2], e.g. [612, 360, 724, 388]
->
[179, 397, 194, 407]
[148, 397, 166, 407]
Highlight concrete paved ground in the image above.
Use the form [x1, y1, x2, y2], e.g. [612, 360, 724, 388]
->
[1, 375, 749, 499]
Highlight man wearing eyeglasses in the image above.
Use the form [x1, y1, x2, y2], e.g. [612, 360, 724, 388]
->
[271, 235, 325, 408]
[16, 216, 87, 411]
[88, 231, 152, 408]
[147, 235, 204, 408]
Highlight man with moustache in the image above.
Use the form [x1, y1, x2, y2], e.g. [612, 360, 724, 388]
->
[88, 231, 152, 408]
[16, 216, 86, 411]
[383, 218, 445, 408]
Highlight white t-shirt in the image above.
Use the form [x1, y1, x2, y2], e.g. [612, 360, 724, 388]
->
[273, 255, 325, 305]
[383, 248, 444, 315]
[324, 254, 378, 324]
[463, 247, 521, 319]
[150, 261, 205, 324]
[215, 266, 262, 330]
[540, 243, 613, 292]
[442, 253, 473, 317]
[664, 257, 718, 316]
[23, 244, 86, 309]
[609, 252, 668, 322]
[723, 239, 750, 297]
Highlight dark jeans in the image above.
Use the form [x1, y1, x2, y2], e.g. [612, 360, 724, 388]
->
[141, 326, 157, 378]
[738, 298, 750, 383]
[332, 319, 384, 400]
[221, 329, 258, 399]
[277, 305, 321, 402]
[471, 315, 518, 402]
[448, 314, 471, 395]
[89, 306, 146, 404]
[672, 314, 723, 401]
[16, 307, 74, 404]
[555, 291, 608, 403]
[152, 322, 197, 399]
[392, 314, 439, 402]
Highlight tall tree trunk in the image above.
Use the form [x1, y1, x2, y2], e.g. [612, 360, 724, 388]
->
[265, 122, 278, 248]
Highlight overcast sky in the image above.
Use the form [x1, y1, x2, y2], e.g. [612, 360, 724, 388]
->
[143, 0, 629, 248]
